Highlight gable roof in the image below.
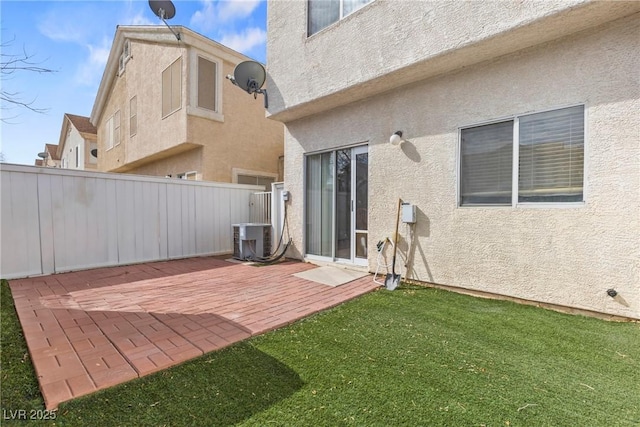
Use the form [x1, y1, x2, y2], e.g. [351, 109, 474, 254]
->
[66, 113, 97, 136]
[56, 113, 97, 158]
[45, 144, 60, 161]
[90, 25, 255, 126]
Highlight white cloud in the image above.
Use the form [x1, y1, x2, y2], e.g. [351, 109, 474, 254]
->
[38, 12, 91, 44]
[126, 11, 155, 26]
[190, 0, 217, 32]
[218, 0, 262, 22]
[190, 0, 262, 32]
[219, 27, 266, 54]
[75, 38, 111, 87]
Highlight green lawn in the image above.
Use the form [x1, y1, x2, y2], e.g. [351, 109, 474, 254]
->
[2, 279, 639, 426]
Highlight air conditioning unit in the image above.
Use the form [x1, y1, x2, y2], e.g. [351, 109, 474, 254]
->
[233, 223, 271, 261]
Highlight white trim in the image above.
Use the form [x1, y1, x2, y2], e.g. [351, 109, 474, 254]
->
[178, 171, 198, 180]
[302, 144, 369, 267]
[511, 116, 519, 207]
[161, 57, 183, 119]
[189, 48, 223, 120]
[231, 168, 278, 184]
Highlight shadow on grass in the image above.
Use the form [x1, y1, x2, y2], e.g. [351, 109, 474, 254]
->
[57, 342, 304, 426]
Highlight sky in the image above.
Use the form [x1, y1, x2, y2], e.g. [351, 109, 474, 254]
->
[0, 0, 268, 165]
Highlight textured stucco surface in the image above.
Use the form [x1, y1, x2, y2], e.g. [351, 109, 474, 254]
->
[279, 14, 640, 318]
[96, 27, 283, 183]
[267, 0, 640, 122]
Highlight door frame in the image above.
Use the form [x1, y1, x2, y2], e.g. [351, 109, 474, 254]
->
[303, 143, 368, 266]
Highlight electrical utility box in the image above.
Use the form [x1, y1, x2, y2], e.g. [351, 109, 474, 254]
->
[401, 203, 416, 223]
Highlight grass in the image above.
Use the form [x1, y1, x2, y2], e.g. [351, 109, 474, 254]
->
[2, 279, 639, 426]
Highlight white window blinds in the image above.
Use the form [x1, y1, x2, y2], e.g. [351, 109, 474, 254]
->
[459, 106, 585, 206]
[460, 121, 514, 205]
[518, 106, 584, 202]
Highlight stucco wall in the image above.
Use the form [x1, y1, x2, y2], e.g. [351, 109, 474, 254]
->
[282, 14, 640, 318]
[126, 148, 203, 179]
[267, 0, 640, 121]
[193, 59, 284, 183]
[97, 39, 187, 172]
[96, 31, 283, 183]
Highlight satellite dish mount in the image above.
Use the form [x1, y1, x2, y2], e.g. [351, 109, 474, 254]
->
[226, 61, 269, 109]
[149, 0, 181, 41]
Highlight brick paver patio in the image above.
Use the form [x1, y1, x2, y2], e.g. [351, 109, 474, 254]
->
[8, 257, 378, 409]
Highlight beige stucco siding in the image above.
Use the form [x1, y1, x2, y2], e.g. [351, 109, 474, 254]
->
[282, 14, 639, 318]
[267, 0, 640, 121]
[98, 40, 188, 172]
[192, 60, 284, 183]
[94, 28, 283, 183]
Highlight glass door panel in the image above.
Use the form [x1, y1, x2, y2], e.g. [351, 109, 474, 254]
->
[305, 152, 334, 257]
[354, 148, 368, 260]
[305, 146, 367, 263]
[335, 149, 352, 260]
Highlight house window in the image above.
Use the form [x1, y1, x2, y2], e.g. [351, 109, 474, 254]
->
[114, 110, 121, 146]
[89, 142, 97, 164]
[308, 0, 372, 36]
[197, 56, 217, 111]
[237, 174, 275, 190]
[106, 116, 113, 150]
[130, 96, 137, 136]
[162, 58, 182, 117]
[177, 171, 198, 180]
[459, 105, 585, 206]
[105, 110, 121, 149]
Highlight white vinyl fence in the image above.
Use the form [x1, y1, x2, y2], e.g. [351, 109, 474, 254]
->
[249, 191, 271, 224]
[0, 164, 264, 279]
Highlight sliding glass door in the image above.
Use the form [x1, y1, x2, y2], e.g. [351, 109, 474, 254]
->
[306, 146, 368, 265]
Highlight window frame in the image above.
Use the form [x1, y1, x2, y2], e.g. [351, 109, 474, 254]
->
[114, 110, 121, 146]
[177, 171, 198, 181]
[457, 104, 587, 208]
[307, 0, 374, 37]
[187, 50, 223, 122]
[129, 95, 137, 137]
[162, 57, 182, 118]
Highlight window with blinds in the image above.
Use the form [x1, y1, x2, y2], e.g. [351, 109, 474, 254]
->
[518, 106, 584, 202]
[459, 106, 585, 206]
[162, 58, 181, 117]
[308, 0, 373, 36]
[460, 121, 513, 205]
[197, 56, 217, 111]
[129, 96, 137, 137]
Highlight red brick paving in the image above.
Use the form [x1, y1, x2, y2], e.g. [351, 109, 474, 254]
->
[8, 257, 378, 409]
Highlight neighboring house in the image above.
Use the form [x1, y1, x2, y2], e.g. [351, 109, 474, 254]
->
[267, 1, 640, 318]
[34, 143, 61, 167]
[90, 25, 283, 188]
[56, 113, 98, 170]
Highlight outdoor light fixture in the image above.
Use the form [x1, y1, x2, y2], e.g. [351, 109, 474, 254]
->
[607, 289, 618, 298]
[390, 131, 404, 146]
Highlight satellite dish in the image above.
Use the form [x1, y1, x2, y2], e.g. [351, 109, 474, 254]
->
[148, 0, 181, 40]
[37, 152, 49, 159]
[226, 61, 269, 109]
[91, 149, 98, 158]
[149, 0, 175, 19]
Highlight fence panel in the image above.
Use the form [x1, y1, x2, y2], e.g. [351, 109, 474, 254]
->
[250, 192, 271, 224]
[0, 164, 262, 279]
